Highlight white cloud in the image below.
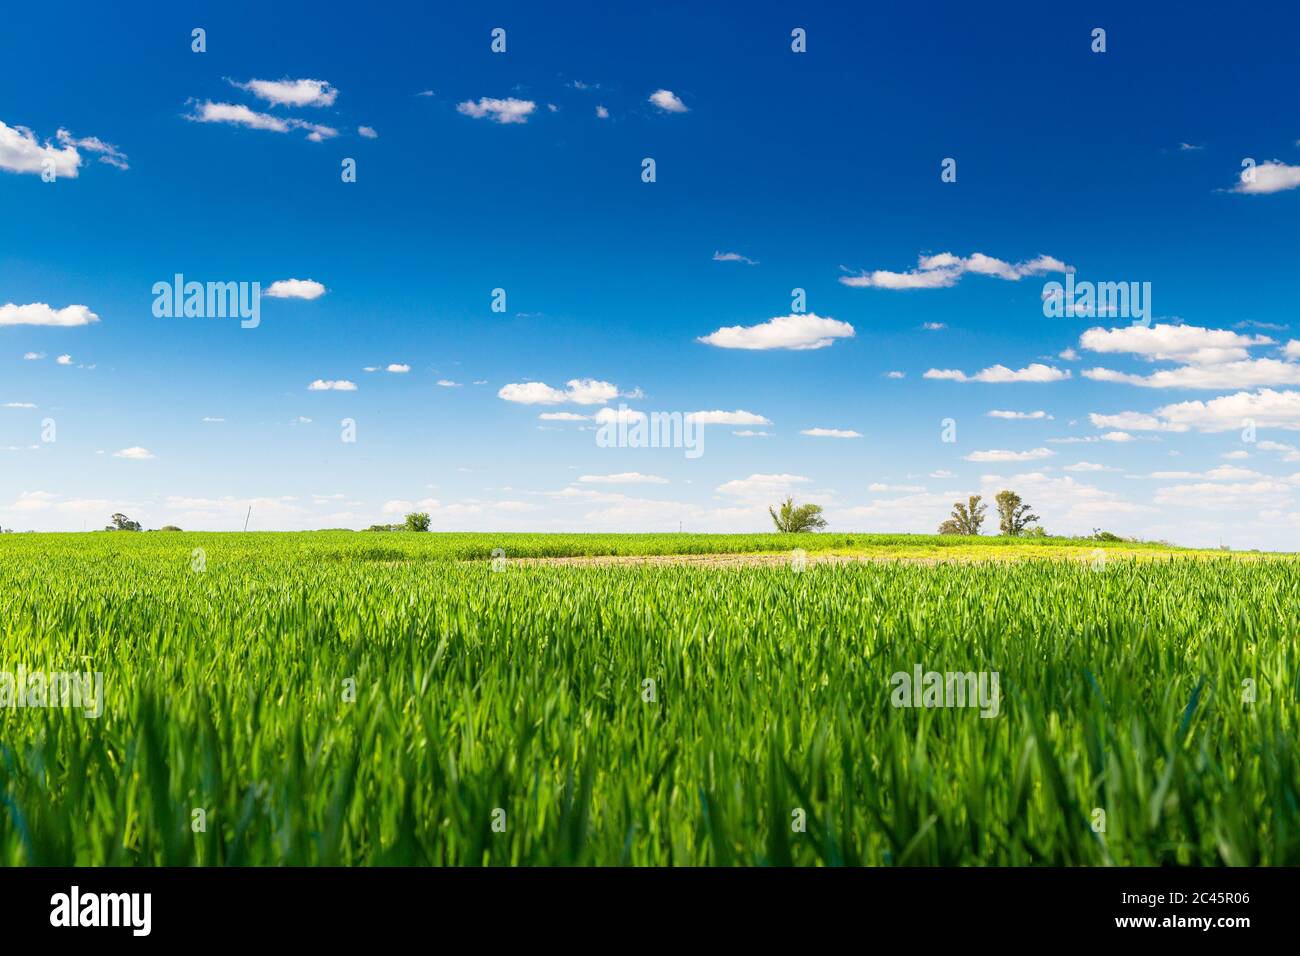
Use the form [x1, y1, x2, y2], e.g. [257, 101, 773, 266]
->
[925, 363, 1069, 383]
[229, 77, 338, 108]
[1080, 324, 1272, 364]
[1138, 466, 1264, 481]
[697, 313, 854, 350]
[386, 364, 410, 373]
[308, 379, 357, 391]
[1155, 388, 1300, 432]
[1083, 360, 1300, 389]
[113, 447, 155, 460]
[733, 430, 769, 437]
[264, 279, 326, 300]
[578, 473, 668, 484]
[987, 409, 1051, 420]
[592, 406, 646, 426]
[187, 101, 288, 132]
[885, 371, 905, 379]
[2, 402, 36, 409]
[56, 354, 72, 365]
[595, 105, 610, 119]
[1063, 461, 1117, 472]
[538, 412, 587, 421]
[1154, 480, 1294, 510]
[0, 121, 83, 177]
[686, 410, 771, 425]
[713, 250, 758, 265]
[358, 126, 378, 139]
[1232, 160, 1300, 195]
[187, 102, 338, 140]
[1088, 411, 1189, 432]
[964, 448, 1054, 462]
[498, 378, 620, 405]
[921, 322, 946, 331]
[1059, 348, 1079, 361]
[840, 252, 1069, 289]
[0, 302, 99, 327]
[648, 89, 688, 113]
[55, 128, 128, 170]
[456, 97, 536, 124]
[436, 379, 461, 387]
[715, 473, 810, 499]
[22, 352, 44, 360]
[801, 427, 862, 438]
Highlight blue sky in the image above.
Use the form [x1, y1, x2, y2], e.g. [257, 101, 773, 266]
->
[3, 1, 1300, 547]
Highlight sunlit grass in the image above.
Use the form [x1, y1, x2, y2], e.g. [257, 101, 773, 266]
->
[0, 532, 1294, 865]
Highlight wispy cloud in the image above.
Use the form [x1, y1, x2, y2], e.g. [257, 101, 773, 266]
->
[924, 363, 1069, 383]
[713, 250, 758, 265]
[840, 252, 1069, 289]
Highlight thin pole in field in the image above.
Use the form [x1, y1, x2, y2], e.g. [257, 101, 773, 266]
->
[244, 506, 252, 532]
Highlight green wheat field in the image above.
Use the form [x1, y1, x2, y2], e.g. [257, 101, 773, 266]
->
[1, 531, 1295, 866]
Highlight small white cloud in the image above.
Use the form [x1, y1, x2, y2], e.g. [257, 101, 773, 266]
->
[713, 250, 758, 266]
[2, 402, 36, 409]
[22, 351, 44, 360]
[595, 105, 610, 119]
[264, 279, 326, 300]
[498, 378, 620, 405]
[538, 412, 588, 421]
[386, 363, 410, 373]
[686, 410, 771, 426]
[201, 416, 225, 423]
[436, 379, 462, 387]
[841, 252, 1069, 289]
[648, 89, 688, 113]
[801, 427, 862, 438]
[229, 77, 338, 108]
[56, 354, 73, 365]
[457, 97, 537, 124]
[113, 446, 155, 460]
[358, 126, 378, 139]
[0, 302, 99, 327]
[698, 313, 854, 351]
[925, 364, 1069, 383]
[921, 322, 946, 331]
[885, 371, 905, 379]
[577, 473, 668, 484]
[964, 448, 1054, 462]
[308, 379, 357, 391]
[987, 409, 1052, 420]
